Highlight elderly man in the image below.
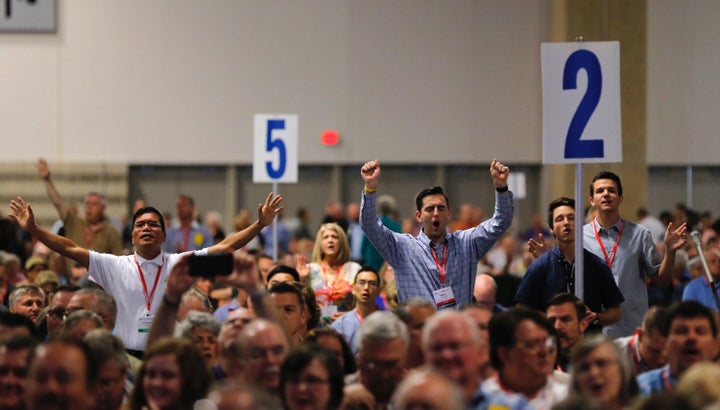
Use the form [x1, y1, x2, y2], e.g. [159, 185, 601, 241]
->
[37, 159, 122, 255]
[45, 285, 79, 338]
[235, 319, 290, 400]
[8, 284, 44, 323]
[473, 273, 506, 312]
[344, 311, 409, 409]
[637, 301, 719, 395]
[83, 330, 131, 410]
[482, 308, 567, 409]
[422, 310, 485, 406]
[9, 192, 282, 355]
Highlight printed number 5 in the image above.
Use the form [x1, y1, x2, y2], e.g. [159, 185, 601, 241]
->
[266, 119, 287, 179]
[563, 49, 604, 158]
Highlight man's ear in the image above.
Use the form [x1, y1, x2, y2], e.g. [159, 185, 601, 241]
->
[415, 210, 422, 224]
[579, 315, 591, 333]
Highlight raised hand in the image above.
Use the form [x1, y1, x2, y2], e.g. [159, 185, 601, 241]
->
[257, 192, 284, 227]
[8, 197, 35, 230]
[528, 233, 548, 259]
[295, 253, 310, 281]
[664, 222, 688, 252]
[217, 252, 262, 293]
[360, 160, 381, 191]
[490, 159, 510, 188]
[37, 158, 51, 180]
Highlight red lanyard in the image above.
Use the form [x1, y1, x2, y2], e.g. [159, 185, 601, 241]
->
[592, 219, 624, 267]
[430, 243, 448, 285]
[182, 228, 190, 251]
[134, 255, 164, 312]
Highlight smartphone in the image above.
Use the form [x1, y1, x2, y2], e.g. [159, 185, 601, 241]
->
[188, 253, 233, 277]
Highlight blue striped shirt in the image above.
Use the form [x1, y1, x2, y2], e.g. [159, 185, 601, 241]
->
[360, 190, 513, 309]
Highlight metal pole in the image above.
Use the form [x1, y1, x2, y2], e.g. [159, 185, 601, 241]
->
[575, 163, 584, 300]
[272, 181, 278, 261]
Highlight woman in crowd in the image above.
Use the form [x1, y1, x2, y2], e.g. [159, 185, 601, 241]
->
[280, 346, 345, 410]
[175, 310, 221, 368]
[129, 338, 211, 410]
[296, 223, 361, 319]
[563, 334, 639, 410]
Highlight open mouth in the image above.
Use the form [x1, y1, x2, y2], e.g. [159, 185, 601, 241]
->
[433, 221, 440, 227]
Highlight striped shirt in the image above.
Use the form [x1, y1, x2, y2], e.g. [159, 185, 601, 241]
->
[360, 190, 513, 309]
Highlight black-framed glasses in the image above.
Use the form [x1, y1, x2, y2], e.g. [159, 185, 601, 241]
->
[48, 308, 67, 319]
[355, 279, 379, 288]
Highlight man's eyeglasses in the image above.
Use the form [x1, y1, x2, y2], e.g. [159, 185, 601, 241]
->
[355, 279, 379, 289]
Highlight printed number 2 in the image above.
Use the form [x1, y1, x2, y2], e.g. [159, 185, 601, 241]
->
[563, 49, 604, 158]
[266, 119, 287, 179]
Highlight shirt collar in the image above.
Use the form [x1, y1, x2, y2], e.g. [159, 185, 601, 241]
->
[134, 251, 165, 267]
[594, 217, 622, 233]
[418, 228, 450, 248]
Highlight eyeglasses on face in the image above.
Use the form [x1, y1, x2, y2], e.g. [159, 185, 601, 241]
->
[514, 336, 556, 352]
[355, 279, 379, 288]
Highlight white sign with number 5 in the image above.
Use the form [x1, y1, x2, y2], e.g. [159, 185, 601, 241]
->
[541, 42, 622, 164]
[253, 114, 298, 183]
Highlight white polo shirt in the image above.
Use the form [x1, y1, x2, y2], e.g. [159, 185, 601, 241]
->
[88, 248, 207, 350]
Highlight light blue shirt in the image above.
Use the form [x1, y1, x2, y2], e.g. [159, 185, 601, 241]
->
[637, 365, 675, 396]
[584, 218, 661, 338]
[331, 308, 362, 354]
[682, 276, 720, 312]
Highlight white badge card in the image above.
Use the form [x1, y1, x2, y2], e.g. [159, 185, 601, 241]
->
[137, 314, 154, 333]
[320, 304, 338, 319]
[432, 287, 456, 308]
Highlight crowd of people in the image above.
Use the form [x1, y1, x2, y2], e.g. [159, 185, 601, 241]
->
[0, 158, 719, 409]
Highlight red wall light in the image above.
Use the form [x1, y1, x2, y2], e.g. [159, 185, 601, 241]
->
[321, 129, 340, 146]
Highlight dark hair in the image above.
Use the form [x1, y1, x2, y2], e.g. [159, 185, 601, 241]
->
[589, 171, 623, 197]
[548, 197, 575, 229]
[489, 307, 554, 371]
[305, 327, 357, 374]
[269, 282, 305, 313]
[130, 338, 210, 410]
[34, 337, 97, 389]
[641, 306, 667, 334]
[290, 281, 320, 330]
[0, 311, 37, 339]
[545, 293, 586, 321]
[280, 346, 345, 409]
[267, 265, 301, 283]
[415, 186, 449, 212]
[178, 194, 195, 207]
[661, 301, 718, 338]
[132, 206, 166, 232]
[354, 266, 380, 284]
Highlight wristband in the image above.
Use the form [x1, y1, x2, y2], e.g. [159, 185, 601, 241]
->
[364, 186, 377, 194]
[495, 186, 509, 193]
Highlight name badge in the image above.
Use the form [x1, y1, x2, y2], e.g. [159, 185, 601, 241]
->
[432, 286, 456, 308]
[137, 314, 154, 333]
[321, 305, 338, 318]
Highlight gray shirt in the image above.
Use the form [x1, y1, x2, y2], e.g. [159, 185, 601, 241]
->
[584, 218, 661, 338]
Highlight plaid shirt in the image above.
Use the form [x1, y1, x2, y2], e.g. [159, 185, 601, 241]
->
[360, 190, 513, 309]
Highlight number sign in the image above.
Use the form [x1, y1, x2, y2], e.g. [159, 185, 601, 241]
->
[542, 42, 622, 164]
[253, 114, 298, 183]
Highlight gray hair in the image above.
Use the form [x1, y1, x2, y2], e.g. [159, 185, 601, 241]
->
[357, 311, 409, 351]
[85, 191, 107, 206]
[390, 366, 465, 410]
[8, 284, 45, 308]
[64, 310, 105, 333]
[421, 310, 482, 353]
[1, 252, 20, 266]
[568, 334, 639, 403]
[175, 311, 221, 339]
[74, 288, 117, 329]
[83, 329, 129, 372]
[180, 288, 213, 313]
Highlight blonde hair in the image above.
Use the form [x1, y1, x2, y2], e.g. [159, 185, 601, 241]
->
[311, 223, 350, 264]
